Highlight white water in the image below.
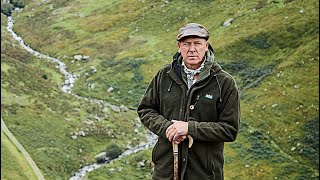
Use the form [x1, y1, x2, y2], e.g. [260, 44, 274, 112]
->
[6, 16, 75, 94]
[5, 12, 157, 180]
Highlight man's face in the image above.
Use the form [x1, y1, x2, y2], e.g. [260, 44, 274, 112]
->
[178, 36, 209, 69]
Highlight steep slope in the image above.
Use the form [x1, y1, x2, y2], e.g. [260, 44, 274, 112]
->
[1, 8, 147, 179]
[1, 0, 318, 179]
[1, 130, 38, 180]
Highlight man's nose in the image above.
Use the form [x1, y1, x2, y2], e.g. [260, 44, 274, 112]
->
[188, 45, 196, 52]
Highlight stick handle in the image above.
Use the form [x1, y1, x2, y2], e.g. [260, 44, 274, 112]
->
[172, 142, 178, 153]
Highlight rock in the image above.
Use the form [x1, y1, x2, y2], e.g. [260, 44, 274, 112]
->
[138, 161, 145, 167]
[223, 18, 234, 27]
[107, 87, 114, 93]
[90, 66, 97, 73]
[84, 120, 94, 125]
[82, 55, 90, 60]
[79, 131, 86, 136]
[43, 0, 52, 3]
[102, 107, 109, 113]
[89, 83, 95, 89]
[111, 105, 120, 112]
[94, 115, 100, 122]
[120, 105, 128, 112]
[74, 55, 83, 61]
[103, 114, 109, 120]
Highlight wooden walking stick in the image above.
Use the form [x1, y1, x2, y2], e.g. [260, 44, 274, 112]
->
[172, 135, 194, 180]
[172, 142, 179, 180]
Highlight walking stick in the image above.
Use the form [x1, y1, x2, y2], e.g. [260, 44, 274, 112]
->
[172, 135, 193, 180]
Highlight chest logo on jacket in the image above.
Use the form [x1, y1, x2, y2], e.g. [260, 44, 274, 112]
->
[205, 94, 213, 99]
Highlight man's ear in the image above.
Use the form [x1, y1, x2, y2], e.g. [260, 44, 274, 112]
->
[205, 42, 209, 51]
[177, 42, 181, 53]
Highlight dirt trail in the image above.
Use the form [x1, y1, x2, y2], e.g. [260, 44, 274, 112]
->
[1, 118, 45, 180]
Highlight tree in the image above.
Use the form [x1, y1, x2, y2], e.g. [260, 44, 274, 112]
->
[105, 144, 123, 159]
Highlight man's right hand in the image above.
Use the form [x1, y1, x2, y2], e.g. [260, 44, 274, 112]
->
[166, 120, 188, 144]
[173, 135, 187, 144]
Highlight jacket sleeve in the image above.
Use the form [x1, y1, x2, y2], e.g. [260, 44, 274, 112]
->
[137, 71, 172, 139]
[188, 77, 240, 142]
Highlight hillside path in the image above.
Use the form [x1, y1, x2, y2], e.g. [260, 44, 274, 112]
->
[1, 118, 45, 180]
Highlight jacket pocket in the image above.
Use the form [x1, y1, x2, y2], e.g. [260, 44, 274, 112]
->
[196, 94, 218, 122]
[207, 147, 216, 179]
[152, 140, 160, 163]
[151, 139, 173, 179]
[208, 162, 216, 179]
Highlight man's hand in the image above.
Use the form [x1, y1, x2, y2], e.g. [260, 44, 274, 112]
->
[166, 120, 188, 144]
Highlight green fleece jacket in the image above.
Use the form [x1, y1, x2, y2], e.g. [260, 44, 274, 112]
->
[137, 47, 240, 180]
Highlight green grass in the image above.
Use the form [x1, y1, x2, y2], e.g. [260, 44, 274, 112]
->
[1, 10, 147, 179]
[1, 131, 38, 180]
[88, 148, 154, 180]
[1, 0, 319, 179]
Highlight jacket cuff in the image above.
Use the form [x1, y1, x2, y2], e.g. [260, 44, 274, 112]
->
[161, 121, 174, 139]
[188, 121, 197, 138]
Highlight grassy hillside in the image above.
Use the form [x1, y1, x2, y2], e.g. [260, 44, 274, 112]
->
[1, 130, 38, 180]
[1, 10, 147, 179]
[1, 0, 319, 179]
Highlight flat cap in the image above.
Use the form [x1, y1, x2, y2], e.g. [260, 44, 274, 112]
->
[177, 23, 210, 41]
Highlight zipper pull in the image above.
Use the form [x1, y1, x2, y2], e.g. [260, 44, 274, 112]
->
[190, 95, 200, 111]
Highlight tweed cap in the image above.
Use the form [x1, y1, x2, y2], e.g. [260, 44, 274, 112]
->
[177, 23, 210, 41]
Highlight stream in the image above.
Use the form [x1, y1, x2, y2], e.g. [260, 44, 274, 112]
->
[5, 9, 157, 180]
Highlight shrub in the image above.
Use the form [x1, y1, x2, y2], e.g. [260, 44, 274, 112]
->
[105, 144, 123, 159]
[247, 130, 276, 160]
[1, 3, 14, 16]
[132, 71, 143, 83]
[301, 117, 319, 169]
[255, 0, 267, 10]
[10, 0, 25, 8]
[244, 33, 272, 49]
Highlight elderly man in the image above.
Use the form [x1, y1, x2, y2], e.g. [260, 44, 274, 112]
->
[138, 23, 240, 180]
